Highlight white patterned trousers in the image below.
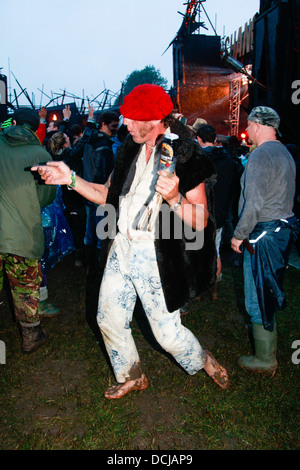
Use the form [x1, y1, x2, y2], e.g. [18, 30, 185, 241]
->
[97, 232, 206, 383]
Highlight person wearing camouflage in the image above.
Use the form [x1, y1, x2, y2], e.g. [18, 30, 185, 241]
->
[0, 108, 56, 353]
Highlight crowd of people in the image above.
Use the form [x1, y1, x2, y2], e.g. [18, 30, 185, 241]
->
[0, 83, 299, 399]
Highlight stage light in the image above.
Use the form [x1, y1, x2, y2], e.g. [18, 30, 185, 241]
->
[240, 131, 248, 145]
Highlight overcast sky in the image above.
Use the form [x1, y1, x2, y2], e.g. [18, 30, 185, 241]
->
[1, 0, 260, 107]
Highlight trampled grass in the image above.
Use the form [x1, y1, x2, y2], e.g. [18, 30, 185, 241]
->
[0, 247, 299, 451]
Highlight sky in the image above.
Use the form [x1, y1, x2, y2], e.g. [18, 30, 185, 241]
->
[1, 0, 260, 108]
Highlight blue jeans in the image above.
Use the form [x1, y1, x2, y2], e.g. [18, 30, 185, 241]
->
[84, 204, 103, 250]
[243, 249, 263, 324]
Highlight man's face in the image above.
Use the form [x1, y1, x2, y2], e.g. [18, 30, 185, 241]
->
[101, 121, 119, 137]
[47, 121, 58, 133]
[196, 136, 205, 147]
[123, 118, 161, 144]
[246, 120, 257, 145]
[63, 133, 70, 148]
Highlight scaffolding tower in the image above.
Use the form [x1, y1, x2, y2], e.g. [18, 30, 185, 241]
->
[229, 75, 241, 137]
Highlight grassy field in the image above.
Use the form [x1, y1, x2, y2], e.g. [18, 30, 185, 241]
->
[0, 247, 299, 451]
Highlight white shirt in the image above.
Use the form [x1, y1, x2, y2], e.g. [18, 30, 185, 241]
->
[118, 143, 160, 240]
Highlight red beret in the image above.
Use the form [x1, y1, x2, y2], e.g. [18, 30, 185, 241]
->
[120, 84, 174, 121]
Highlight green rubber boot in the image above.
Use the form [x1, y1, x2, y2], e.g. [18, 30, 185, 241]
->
[237, 322, 278, 376]
[39, 300, 61, 318]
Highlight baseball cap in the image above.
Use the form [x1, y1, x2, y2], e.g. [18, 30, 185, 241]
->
[12, 108, 40, 132]
[248, 106, 281, 136]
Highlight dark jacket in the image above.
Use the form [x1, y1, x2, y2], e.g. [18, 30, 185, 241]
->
[52, 126, 94, 208]
[83, 130, 115, 185]
[0, 125, 56, 259]
[202, 146, 241, 228]
[100, 119, 217, 311]
[249, 216, 299, 331]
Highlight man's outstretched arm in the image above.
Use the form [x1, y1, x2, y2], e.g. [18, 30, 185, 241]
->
[31, 161, 109, 205]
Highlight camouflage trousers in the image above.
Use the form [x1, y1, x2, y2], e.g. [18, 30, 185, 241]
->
[0, 253, 42, 324]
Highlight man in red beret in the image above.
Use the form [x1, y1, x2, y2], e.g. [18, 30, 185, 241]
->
[32, 84, 229, 398]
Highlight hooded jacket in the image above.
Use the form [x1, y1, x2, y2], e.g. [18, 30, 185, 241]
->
[100, 119, 217, 311]
[0, 125, 56, 259]
[82, 129, 115, 185]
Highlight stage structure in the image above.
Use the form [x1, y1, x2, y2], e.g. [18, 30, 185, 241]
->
[250, 0, 300, 147]
[168, 0, 258, 137]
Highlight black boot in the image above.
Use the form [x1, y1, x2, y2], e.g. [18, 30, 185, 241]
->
[208, 274, 222, 301]
[84, 244, 97, 272]
[74, 249, 84, 267]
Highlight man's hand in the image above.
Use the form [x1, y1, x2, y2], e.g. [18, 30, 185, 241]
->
[88, 103, 95, 120]
[155, 174, 208, 231]
[231, 237, 243, 254]
[38, 107, 47, 120]
[32, 161, 108, 205]
[155, 170, 180, 206]
[63, 105, 71, 120]
[31, 161, 72, 186]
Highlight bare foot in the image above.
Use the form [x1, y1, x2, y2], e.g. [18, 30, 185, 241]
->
[204, 350, 229, 390]
[104, 374, 149, 399]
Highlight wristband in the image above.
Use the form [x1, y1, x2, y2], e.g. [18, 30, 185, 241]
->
[67, 170, 76, 190]
[171, 193, 183, 212]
